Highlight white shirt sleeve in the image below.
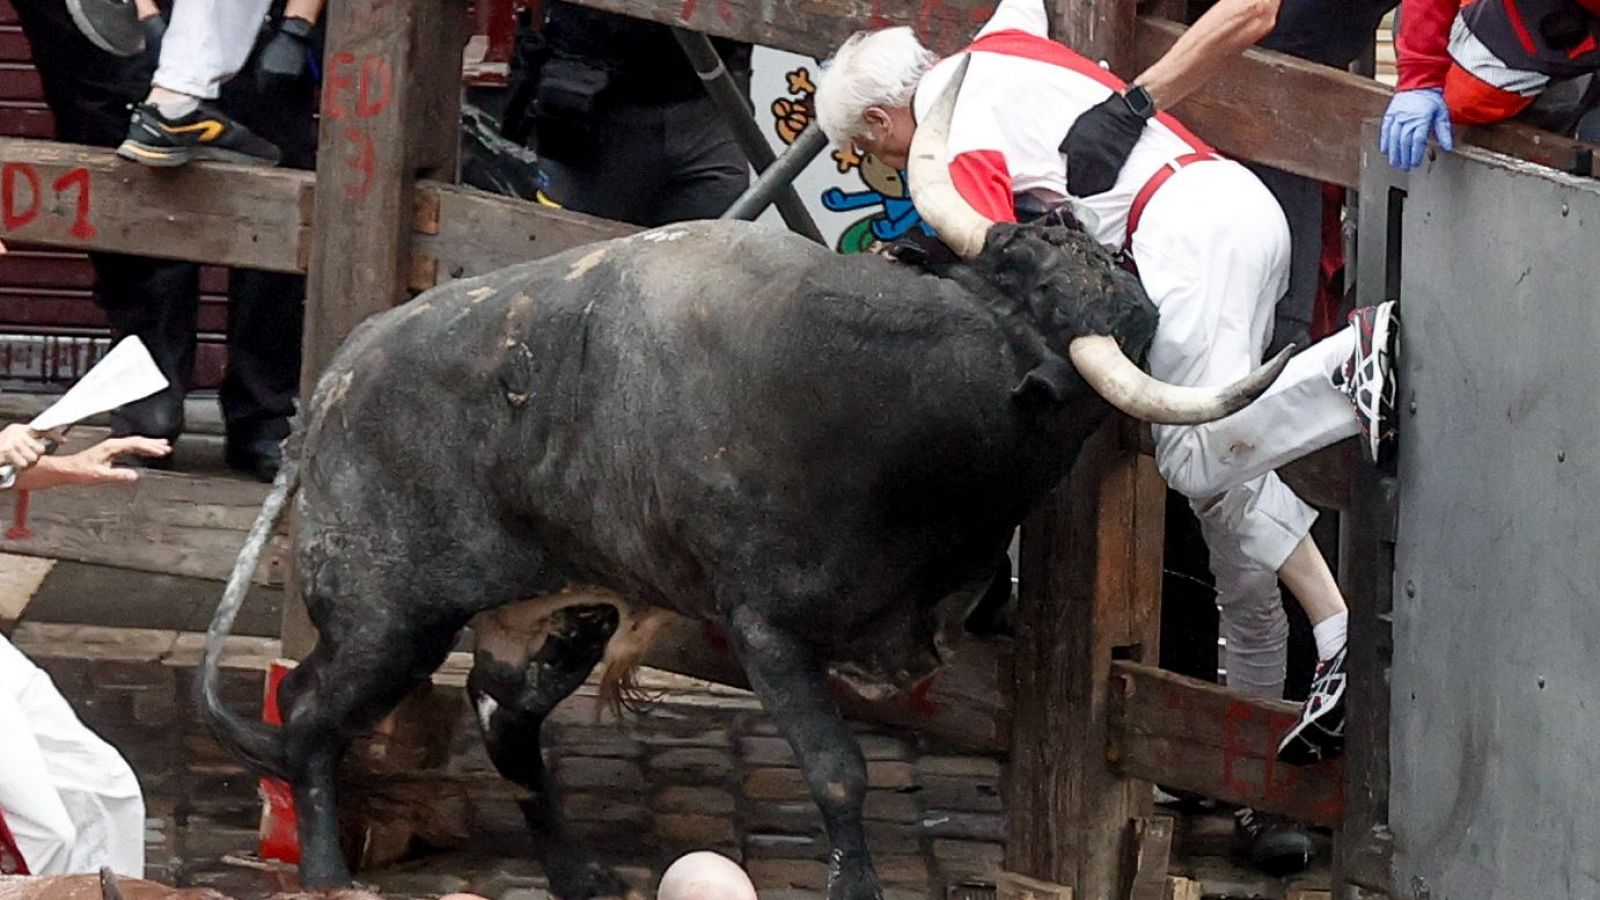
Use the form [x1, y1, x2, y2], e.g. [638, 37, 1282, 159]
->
[975, 0, 1051, 39]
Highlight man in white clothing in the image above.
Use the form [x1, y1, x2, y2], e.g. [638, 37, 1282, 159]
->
[814, 0, 1397, 774]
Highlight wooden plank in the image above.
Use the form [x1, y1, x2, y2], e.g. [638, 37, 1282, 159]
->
[1130, 17, 1597, 186]
[412, 184, 642, 288]
[996, 871, 1075, 900]
[1054, 0, 1136, 65]
[0, 136, 309, 272]
[1126, 816, 1176, 900]
[644, 612, 1012, 752]
[558, 0, 1595, 187]
[1007, 420, 1164, 897]
[1166, 877, 1202, 900]
[1108, 660, 1344, 829]
[0, 432, 284, 585]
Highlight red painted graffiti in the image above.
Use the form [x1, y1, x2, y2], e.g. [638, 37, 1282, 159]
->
[0, 162, 95, 239]
[322, 51, 393, 200]
[2, 163, 40, 230]
[52, 167, 97, 239]
[343, 128, 377, 200]
[678, 0, 733, 24]
[323, 53, 393, 121]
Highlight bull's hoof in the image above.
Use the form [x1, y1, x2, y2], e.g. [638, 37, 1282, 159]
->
[548, 860, 632, 900]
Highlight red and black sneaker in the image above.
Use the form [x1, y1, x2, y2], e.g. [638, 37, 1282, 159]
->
[1330, 301, 1398, 463]
[1276, 645, 1347, 765]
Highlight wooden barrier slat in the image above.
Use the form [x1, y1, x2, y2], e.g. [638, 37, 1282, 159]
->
[0, 432, 286, 585]
[1109, 659, 1344, 828]
[0, 137, 310, 273]
[412, 184, 642, 288]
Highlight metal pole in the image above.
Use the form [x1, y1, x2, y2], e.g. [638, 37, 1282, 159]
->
[672, 28, 825, 243]
[722, 123, 830, 224]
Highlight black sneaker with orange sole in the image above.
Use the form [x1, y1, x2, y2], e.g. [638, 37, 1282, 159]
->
[117, 102, 281, 168]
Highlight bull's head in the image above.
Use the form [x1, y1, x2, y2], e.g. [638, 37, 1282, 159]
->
[907, 56, 1289, 425]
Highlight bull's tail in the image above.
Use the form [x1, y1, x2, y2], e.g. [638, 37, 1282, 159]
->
[196, 435, 302, 780]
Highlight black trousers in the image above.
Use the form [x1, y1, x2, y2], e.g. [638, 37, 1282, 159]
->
[11, 0, 312, 444]
[536, 94, 750, 227]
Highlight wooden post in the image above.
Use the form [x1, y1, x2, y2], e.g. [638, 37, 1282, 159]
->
[282, 0, 469, 659]
[1052, 0, 1138, 65]
[274, 0, 471, 870]
[1008, 419, 1166, 899]
[1330, 129, 1403, 899]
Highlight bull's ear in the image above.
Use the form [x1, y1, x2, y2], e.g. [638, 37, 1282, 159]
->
[1011, 359, 1076, 406]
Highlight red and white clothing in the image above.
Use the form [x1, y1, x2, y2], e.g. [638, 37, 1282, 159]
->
[913, 0, 1362, 697]
[0, 635, 145, 877]
[1398, 0, 1600, 124]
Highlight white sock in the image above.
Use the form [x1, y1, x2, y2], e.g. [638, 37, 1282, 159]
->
[1312, 611, 1348, 662]
[147, 86, 199, 119]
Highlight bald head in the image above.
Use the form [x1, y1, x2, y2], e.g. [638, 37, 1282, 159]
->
[657, 852, 757, 900]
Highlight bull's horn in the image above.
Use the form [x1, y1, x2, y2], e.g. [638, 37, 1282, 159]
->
[906, 54, 992, 260]
[1067, 335, 1294, 425]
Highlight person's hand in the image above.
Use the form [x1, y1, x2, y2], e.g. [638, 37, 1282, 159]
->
[1380, 88, 1455, 171]
[1062, 92, 1151, 197]
[255, 17, 316, 91]
[0, 424, 49, 471]
[55, 436, 171, 486]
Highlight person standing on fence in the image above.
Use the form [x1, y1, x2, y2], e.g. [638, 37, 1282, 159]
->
[500, 2, 753, 225]
[11, 0, 321, 482]
[98, 0, 286, 166]
[814, 0, 1394, 776]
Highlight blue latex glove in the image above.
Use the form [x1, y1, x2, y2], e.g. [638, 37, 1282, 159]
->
[1380, 88, 1455, 171]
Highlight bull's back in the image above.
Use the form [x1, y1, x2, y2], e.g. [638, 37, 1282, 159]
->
[296, 221, 1020, 618]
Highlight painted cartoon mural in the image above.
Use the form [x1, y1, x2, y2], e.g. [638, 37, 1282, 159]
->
[754, 53, 934, 253]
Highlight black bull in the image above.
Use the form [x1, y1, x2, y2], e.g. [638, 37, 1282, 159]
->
[200, 218, 1160, 900]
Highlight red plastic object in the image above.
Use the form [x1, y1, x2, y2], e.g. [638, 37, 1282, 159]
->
[258, 660, 300, 864]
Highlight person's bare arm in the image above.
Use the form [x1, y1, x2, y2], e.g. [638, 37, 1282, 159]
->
[1130, 0, 1280, 110]
[284, 0, 327, 24]
[11, 437, 170, 491]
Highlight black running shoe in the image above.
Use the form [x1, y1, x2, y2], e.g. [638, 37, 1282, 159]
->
[66, 0, 143, 57]
[117, 102, 282, 167]
[1276, 645, 1347, 765]
[1330, 301, 1399, 464]
[1231, 807, 1315, 876]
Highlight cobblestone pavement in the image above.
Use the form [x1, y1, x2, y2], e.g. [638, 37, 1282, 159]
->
[10, 616, 1330, 900]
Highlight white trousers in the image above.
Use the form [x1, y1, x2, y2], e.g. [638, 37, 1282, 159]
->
[1132, 160, 1359, 698]
[152, 0, 275, 100]
[0, 636, 144, 877]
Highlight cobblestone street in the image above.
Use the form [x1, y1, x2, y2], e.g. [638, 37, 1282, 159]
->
[6, 562, 1331, 900]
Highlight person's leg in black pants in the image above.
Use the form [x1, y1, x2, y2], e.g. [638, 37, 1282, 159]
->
[212, 19, 315, 480]
[11, 0, 199, 449]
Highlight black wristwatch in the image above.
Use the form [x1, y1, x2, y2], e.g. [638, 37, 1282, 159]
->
[1121, 84, 1157, 120]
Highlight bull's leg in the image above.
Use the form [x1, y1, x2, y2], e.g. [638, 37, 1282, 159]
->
[276, 619, 459, 888]
[727, 607, 883, 900]
[469, 605, 635, 900]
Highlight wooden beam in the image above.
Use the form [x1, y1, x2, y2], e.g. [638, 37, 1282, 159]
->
[1008, 420, 1166, 897]
[1108, 660, 1344, 828]
[410, 184, 641, 289]
[0, 136, 309, 272]
[0, 431, 284, 585]
[1332, 133, 1400, 897]
[1129, 17, 1597, 186]
[557, 0, 1595, 187]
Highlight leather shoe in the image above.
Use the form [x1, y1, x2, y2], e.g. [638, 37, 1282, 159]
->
[225, 436, 282, 483]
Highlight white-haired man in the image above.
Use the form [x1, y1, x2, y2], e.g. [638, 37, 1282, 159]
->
[815, 0, 1394, 787]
